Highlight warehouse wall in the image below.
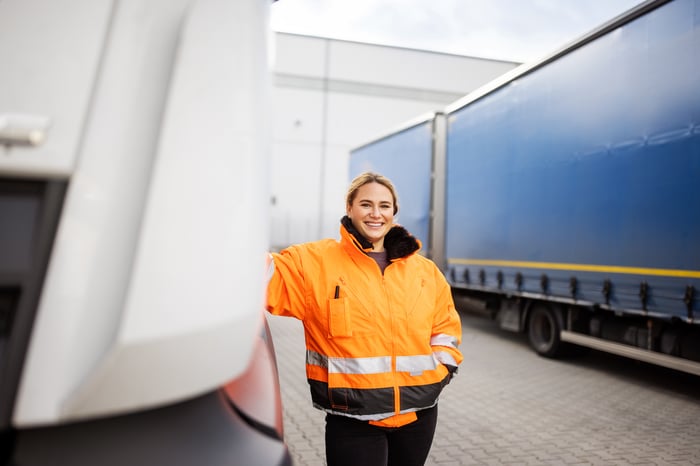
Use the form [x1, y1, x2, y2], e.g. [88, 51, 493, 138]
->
[270, 32, 519, 248]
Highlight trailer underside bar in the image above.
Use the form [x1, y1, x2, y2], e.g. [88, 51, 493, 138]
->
[561, 331, 700, 377]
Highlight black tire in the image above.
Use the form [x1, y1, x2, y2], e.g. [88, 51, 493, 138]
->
[527, 303, 563, 358]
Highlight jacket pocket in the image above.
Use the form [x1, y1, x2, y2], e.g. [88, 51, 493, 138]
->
[329, 297, 352, 337]
[405, 277, 427, 316]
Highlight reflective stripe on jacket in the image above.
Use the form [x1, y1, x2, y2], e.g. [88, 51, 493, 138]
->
[266, 218, 463, 427]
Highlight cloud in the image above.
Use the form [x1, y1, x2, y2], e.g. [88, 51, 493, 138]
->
[270, 0, 645, 62]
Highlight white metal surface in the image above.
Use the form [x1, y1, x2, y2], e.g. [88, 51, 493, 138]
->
[12, 0, 271, 426]
[0, 0, 112, 177]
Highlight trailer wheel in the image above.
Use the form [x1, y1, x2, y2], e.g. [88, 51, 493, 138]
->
[527, 303, 563, 358]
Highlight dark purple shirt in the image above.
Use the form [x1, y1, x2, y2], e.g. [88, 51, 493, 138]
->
[368, 250, 389, 274]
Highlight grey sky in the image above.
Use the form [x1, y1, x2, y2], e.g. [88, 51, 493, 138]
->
[270, 0, 647, 63]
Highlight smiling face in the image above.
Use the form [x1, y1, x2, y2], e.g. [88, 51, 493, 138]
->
[346, 181, 395, 251]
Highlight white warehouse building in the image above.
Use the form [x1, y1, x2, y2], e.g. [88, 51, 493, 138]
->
[270, 32, 519, 249]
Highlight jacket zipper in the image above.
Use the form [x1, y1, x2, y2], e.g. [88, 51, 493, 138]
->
[382, 271, 401, 417]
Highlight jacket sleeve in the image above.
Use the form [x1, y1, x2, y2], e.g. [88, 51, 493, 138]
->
[430, 268, 463, 373]
[266, 246, 308, 321]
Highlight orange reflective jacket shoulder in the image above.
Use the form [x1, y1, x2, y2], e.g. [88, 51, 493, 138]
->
[266, 219, 463, 427]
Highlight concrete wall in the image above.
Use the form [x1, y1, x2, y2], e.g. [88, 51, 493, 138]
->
[270, 32, 519, 249]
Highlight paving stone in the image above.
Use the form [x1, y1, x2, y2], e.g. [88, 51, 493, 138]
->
[267, 311, 700, 466]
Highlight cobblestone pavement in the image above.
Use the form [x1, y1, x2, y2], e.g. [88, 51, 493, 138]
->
[267, 310, 700, 466]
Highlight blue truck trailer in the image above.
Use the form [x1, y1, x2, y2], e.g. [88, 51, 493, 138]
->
[350, 0, 700, 376]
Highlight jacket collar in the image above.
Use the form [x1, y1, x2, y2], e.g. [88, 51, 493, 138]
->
[340, 216, 421, 261]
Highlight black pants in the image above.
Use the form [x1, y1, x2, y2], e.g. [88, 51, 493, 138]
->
[325, 406, 438, 466]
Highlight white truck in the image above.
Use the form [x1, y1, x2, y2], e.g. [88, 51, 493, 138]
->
[0, 0, 291, 464]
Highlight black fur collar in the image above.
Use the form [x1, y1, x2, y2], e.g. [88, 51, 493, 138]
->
[341, 216, 420, 261]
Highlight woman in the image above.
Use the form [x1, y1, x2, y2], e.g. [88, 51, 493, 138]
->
[266, 172, 463, 466]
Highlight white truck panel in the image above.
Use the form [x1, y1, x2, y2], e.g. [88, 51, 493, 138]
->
[0, 0, 113, 177]
[13, 0, 270, 426]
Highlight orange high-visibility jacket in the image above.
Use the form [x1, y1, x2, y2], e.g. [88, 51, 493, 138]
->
[266, 217, 463, 427]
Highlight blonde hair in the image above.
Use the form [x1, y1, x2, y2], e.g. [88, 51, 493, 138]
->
[346, 172, 399, 215]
